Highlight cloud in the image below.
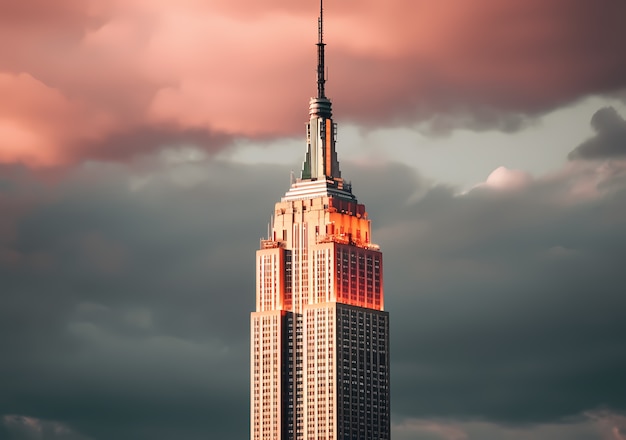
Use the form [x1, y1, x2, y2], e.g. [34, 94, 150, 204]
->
[76, 124, 234, 162]
[1, 414, 92, 440]
[475, 166, 533, 191]
[2, 0, 626, 166]
[0, 157, 287, 439]
[587, 411, 626, 440]
[373, 162, 626, 424]
[569, 107, 626, 160]
[394, 419, 468, 440]
[393, 413, 626, 440]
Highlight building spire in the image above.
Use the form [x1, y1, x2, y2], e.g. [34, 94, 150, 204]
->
[298, 0, 344, 185]
[310, 0, 331, 118]
[317, 0, 326, 99]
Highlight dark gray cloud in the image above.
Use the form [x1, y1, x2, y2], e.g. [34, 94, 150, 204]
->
[569, 107, 626, 160]
[0, 159, 286, 439]
[1, 156, 626, 439]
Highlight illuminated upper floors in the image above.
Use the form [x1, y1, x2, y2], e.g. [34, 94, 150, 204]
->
[256, 241, 383, 314]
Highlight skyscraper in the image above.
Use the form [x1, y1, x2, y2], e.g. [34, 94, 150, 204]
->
[251, 3, 390, 439]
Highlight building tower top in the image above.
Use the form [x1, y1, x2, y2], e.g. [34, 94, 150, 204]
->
[287, 0, 353, 201]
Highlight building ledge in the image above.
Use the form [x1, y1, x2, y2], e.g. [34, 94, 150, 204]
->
[316, 234, 380, 250]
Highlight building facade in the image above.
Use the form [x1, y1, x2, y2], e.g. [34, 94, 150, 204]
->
[251, 3, 390, 439]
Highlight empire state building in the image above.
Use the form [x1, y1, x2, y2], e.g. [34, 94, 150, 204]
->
[251, 3, 390, 439]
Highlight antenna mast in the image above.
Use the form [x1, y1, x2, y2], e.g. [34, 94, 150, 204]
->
[317, 0, 326, 98]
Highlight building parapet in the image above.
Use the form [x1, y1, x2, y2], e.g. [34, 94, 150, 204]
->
[260, 239, 283, 250]
[316, 234, 380, 250]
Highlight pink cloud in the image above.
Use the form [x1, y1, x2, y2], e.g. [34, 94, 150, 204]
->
[481, 166, 533, 191]
[1, 0, 625, 166]
[586, 411, 626, 440]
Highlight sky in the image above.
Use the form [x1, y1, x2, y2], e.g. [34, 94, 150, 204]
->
[1, 0, 626, 439]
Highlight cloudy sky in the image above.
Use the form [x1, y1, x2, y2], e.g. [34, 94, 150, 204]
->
[1, 0, 626, 439]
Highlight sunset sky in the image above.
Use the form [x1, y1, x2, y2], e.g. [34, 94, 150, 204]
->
[1, 0, 626, 439]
